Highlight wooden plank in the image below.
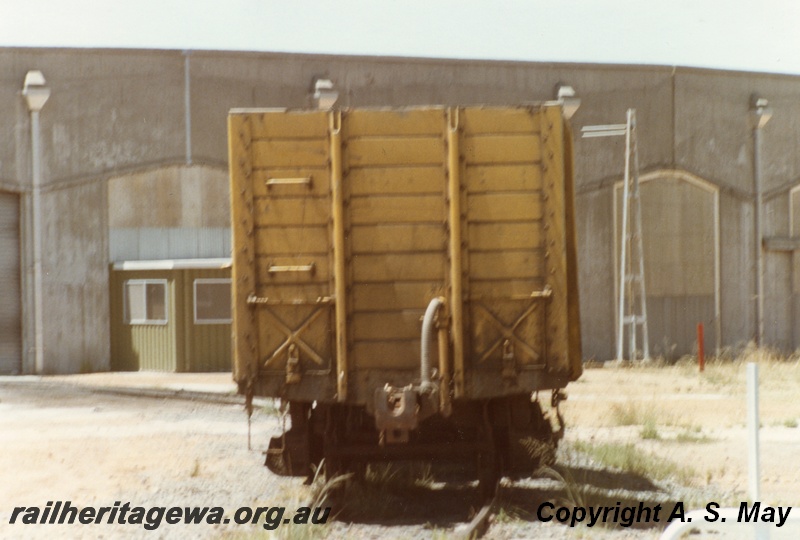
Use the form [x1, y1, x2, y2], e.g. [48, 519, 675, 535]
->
[252, 168, 330, 198]
[352, 340, 420, 369]
[351, 224, 446, 254]
[348, 166, 444, 196]
[463, 134, 541, 165]
[350, 195, 444, 224]
[352, 311, 426, 341]
[347, 137, 445, 167]
[468, 222, 542, 251]
[469, 250, 544, 280]
[228, 113, 258, 385]
[255, 225, 329, 255]
[468, 192, 542, 222]
[250, 110, 328, 140]
[254, 283, 332, 303]
[465, 165, 542, 193]
[346, 108, 443, 137]
[256, 255, 330, 284]
[352, 253, 446, 282]
[254, 197, 330, 227]
[352, 282, 446, 311]
[469, 279, 545, 300]
[251, 139, 328, 168]
[461, 107, 541, 135]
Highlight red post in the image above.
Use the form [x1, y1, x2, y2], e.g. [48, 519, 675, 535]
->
[697, 323, 705, 372]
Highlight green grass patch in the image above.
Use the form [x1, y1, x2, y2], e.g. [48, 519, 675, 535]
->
[639, 418, 660, 440]
[674, 426, 713, 443]
[571, 440, 694, 484]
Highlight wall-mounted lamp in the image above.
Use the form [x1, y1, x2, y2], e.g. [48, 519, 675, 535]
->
[749, 96, 773, 130]
[313, 78, 338, 110]
[23, 70, 50, 112]
[555, 83, 580, 120]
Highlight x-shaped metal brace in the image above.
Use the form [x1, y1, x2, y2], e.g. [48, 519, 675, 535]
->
[475, 300, 543, 365]
[260, 306, 328, 369]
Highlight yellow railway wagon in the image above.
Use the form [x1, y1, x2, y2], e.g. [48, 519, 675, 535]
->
[229, 105, 581, 483]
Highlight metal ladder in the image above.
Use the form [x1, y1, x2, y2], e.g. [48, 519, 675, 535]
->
[582, 109, 650, 361]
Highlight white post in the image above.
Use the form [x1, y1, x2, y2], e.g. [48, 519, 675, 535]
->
[183, 50, 192, 166]
[616, 110, 632, 361]
[31, 109, 45, 374]
[754, 126, 764, 345]
[747, 362, 760, 502]
[22, 71, 50, 375]
[749, 96, 772, 346]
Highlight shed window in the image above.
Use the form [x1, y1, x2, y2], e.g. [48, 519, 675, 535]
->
[194, 279, 232, 324]
[124, 279, 168, 325]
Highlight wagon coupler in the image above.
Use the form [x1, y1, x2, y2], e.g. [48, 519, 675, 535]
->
[373, 383, 439, 444]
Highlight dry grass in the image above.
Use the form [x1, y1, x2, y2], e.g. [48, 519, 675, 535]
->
[563, 347, 800, 506]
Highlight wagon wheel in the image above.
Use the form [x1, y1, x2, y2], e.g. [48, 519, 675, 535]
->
[477, 401, 500, 498]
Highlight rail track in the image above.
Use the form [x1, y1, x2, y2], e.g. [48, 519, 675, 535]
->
[451, 480, 500, 539]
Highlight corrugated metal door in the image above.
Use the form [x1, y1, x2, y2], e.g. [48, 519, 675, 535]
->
[183, 268, 232, 372]
[615, 176, 717, 358]
[0, 192, 21, 374]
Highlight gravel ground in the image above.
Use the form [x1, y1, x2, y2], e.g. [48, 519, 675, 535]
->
[2, 359, 799, 539]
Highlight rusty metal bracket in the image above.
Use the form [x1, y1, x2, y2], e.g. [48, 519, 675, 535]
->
[374, 385, 418, 444]
[285, 344, 302, 384]
[501, 339, 517, 383]
[551, 389, 567, 443]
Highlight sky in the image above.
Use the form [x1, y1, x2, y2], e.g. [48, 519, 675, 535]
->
[1, 0, 799, 75]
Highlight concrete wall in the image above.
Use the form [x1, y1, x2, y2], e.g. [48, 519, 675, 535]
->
[108, 165, 230, 261]
[3, 47, 800, 372]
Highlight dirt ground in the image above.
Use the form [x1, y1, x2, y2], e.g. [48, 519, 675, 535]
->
[563, 357, 800, 506]
[1, 355, 799, 539]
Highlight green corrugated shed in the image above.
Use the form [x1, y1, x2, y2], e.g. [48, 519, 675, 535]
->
[109, 259, 231, 372]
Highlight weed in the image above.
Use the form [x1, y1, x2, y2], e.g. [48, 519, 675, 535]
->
[784, 418, 799, 428]
[538, 465, 588, 507]
[640, 418, 660, 440]
[261, 399, 281, 416]
[307, 460, 352, 508]
[609, 401, 667, 428]
[674, 426, 713, 443]
[571, 440, 694, 484]
[609, 402, 640, 426]
[190, 459, 201, 478]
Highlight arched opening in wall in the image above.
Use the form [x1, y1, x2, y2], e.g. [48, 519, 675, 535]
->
[107, 165, 231, 262]
[789, 186, 800, 349]
[614, 171, 719, 360]
[0, 191, 22, 374]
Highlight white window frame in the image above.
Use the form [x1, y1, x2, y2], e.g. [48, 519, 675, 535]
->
[193, 278, 232, 325]
[123, 279, 169, 325]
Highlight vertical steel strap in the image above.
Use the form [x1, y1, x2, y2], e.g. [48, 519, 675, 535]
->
[229, 113, 257, 387]
[447, 108, 465, 397]
[330, 111, 348, 401]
